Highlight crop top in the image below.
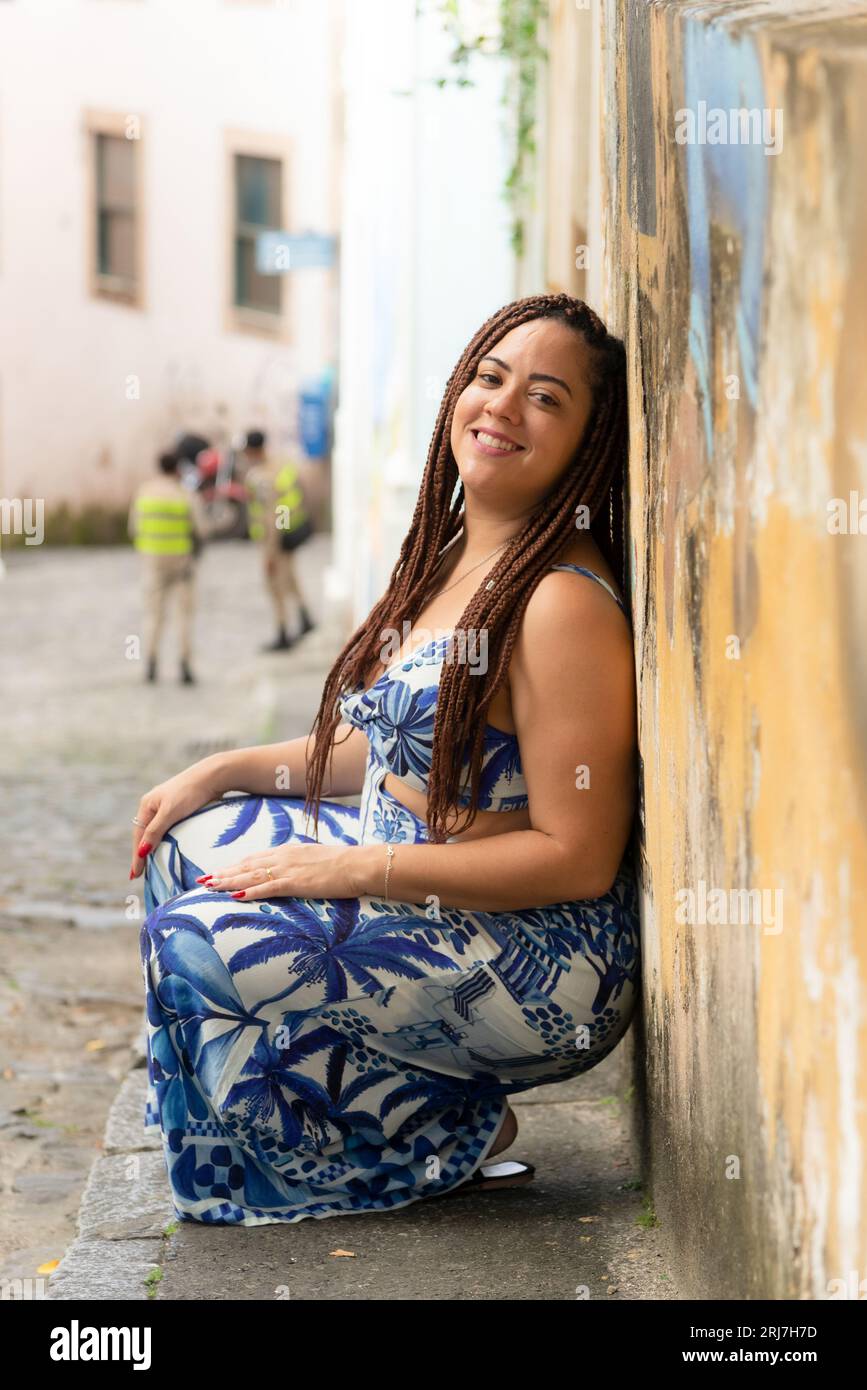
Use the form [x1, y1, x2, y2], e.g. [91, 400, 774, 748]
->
[337, 563, 627, 813]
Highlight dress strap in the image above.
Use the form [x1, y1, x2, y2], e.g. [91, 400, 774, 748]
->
[549, 562, 626, 613]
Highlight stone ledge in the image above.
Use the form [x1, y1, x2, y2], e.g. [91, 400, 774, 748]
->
[103, 1072, 162, 1155]
[48, 1069, 174, 1301]
[75, 1151, 173, 1242]
[47, 1237, 166, 1302]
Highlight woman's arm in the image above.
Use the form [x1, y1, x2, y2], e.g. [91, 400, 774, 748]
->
[204, 722, 370, 800]
[348, 573, 637, 912]
[129, 722, 369, 878]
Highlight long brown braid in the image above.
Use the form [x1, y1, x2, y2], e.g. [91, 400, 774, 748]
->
[303, 292, 629, 844]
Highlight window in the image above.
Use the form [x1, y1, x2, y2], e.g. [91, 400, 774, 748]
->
[96, 134, 137, 287]
[233, 154, 282, 315]
[224, 130, 292, 339]
[86, 113, 143, 305]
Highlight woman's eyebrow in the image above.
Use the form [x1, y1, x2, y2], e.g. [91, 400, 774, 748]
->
[478, 354, 573, 398]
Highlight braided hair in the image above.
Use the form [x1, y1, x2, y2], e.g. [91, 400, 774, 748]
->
[303, 292, 629, 843]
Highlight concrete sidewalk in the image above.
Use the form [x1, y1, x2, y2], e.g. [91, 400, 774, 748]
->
[47, 1028, 679, 1301]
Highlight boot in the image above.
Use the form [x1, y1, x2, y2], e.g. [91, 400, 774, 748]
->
[297, 605, 316, 639]
[146, 657, 157, 683]
[180, 659, 196, 685]
[262, 626, 295, 652]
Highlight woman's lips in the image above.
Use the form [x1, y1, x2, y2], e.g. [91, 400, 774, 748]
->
[470, 429, 525, 457]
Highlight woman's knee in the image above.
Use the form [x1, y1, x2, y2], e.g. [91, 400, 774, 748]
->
[161, 801, 223, 853]
[144, 801, 228, 898]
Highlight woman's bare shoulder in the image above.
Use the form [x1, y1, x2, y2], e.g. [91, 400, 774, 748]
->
[549, 534, 622, 593]
[507, 539, 631, 692]
[520, 568, 626, 647]
[519, 537, 624, 624]
[492, 538, 630, 731]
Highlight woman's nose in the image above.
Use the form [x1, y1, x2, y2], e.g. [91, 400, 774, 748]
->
[484, 389, 522, 420]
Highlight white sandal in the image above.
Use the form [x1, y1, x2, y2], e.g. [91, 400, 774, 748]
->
[438, 1159, 536, 1197]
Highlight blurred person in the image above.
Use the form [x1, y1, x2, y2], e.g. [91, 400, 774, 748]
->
[129, 450, 206, 685]
[243, 428, 316, 651]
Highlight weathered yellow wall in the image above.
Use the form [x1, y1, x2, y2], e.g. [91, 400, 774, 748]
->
[596, 0, 867, 1298]
[543, 0, 593, 299]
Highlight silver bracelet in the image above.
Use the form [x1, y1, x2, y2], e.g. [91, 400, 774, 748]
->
[384, 843, 395, 898]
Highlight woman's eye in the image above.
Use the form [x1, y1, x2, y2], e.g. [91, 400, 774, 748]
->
[476, 373, 557, 407]
[477, 375, 558, 405]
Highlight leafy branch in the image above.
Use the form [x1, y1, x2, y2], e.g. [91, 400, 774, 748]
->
[416, 0, 548, 256]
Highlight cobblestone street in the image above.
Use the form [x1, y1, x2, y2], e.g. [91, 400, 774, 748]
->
[0, 537, 333, 1279]
[1, 536, 333, 914]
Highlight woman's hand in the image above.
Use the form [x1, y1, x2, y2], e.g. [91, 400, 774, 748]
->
[196, 843, 373, 902]
[129, 760, 227, 880]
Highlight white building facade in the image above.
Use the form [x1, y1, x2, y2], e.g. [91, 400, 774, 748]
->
[0, 0, 341, 511]
[0, 0, 517, 637]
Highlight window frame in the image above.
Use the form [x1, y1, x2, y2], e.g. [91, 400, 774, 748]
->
[85, 109, 145, 308]
[225, 129, 294, 341]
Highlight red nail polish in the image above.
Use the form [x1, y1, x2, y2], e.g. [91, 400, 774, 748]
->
[129, 869, 135, 880]
[138, 842, 152, 858]
[195, 875, 212, 884]
[231, 891, 246, 899]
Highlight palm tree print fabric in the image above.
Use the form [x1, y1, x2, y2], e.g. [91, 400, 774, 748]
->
[140, 566, 641, 1225]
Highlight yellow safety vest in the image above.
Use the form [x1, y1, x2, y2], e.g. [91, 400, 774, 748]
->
[246, 463, 309, 542]
[133, 494, 194, 556]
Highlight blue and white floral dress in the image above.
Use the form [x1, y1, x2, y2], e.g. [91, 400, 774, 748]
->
[139, 563, 641, 1225]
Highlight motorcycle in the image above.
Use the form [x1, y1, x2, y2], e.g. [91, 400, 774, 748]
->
[174, 433, 250, 540]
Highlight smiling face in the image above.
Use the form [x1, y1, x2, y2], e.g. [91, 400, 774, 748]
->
[449, 317, 597, 517]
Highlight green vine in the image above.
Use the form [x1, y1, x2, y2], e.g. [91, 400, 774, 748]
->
[416, 0, 548, 257]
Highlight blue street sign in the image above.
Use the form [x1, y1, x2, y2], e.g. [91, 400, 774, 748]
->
[299, 375, 333, 459]
[255, 231, 337, 274]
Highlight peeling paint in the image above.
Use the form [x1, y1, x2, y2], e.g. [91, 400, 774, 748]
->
[599, 0, 867, 1297]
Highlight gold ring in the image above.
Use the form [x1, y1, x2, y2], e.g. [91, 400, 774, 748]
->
[266, 865, 274, 879]
[131, 818, 146, 827]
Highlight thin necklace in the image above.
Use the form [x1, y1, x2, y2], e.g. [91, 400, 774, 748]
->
[426, 538, 511, 602]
